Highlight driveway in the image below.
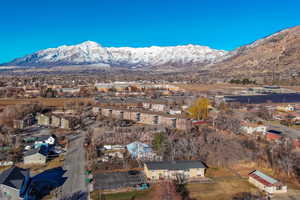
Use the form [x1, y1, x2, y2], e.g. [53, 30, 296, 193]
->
[60, 132, 88, 200]
[272, 189, 300, 200]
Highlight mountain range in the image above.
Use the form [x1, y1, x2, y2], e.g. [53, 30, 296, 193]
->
[209, 25, 300, 80]
[3, 41, 227, 69]
[2, 25, 300, 79]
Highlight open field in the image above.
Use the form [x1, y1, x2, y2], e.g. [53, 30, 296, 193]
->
[188, 164, 300, 200]
[187, 177, 261, 200]
[185, 166, 260, 200]
[0, 97, 93, 107]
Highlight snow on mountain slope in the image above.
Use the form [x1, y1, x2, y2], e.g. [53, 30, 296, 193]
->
[4, 41, 228, 68]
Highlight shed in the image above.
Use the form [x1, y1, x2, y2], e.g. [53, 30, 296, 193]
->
[248, 170, 287, 194]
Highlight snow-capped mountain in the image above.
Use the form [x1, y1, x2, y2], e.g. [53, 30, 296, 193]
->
[4, 41, 228, 68]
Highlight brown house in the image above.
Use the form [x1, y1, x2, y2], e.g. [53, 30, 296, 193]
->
[60, 116, 79, 130]
[99, 107, 191, 130]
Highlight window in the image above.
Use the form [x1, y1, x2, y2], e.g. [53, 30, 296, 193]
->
[153, 116, 159, 125]
[171, 119, 176, 128]
[276, 186, 282, 190]
[136, 113, 141, 121]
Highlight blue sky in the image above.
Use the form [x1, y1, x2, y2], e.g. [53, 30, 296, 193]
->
[0, 0, 299, 63]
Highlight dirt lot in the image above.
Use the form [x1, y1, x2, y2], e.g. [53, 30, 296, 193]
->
[0, 97, 93, 107]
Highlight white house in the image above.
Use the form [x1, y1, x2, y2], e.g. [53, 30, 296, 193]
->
[23, 147, 47, 165]
[169, 109, 182, 115]
[151, 104, 166, 112]
[249, 170, 287, 194]
[34, 135, 56, 147]
[277, 104, 294, 112]
[241, 123, 267, 135]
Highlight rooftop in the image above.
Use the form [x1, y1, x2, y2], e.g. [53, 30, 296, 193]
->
[0, 166, 29, 189]
[249, 170, 282, 187]
[145, 160, 206, 171]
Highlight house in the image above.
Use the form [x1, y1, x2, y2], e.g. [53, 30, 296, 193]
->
[0, 166, 29, 200]
[151, 103, 167, 112]
[24, 89, 40, 98]
[23, 146, 48, 165]
[103, 145, 126, 151]
[168, 108, 182, 115]
[276, 104, 294, 112]
[144, 160, 206, 181]
[266, 130, 282, 141]
[241, 122, 267, 135]
[248, 170, 287, 194]
[142, 102, 151, 109]
[51, 115, 61, 128]
[13, 120, 25, 130]
[60, 116, 79, 130]
[34, 135, 56, 148]
[13, 114, 35, 129]
[92, 107, 101, 115]
[60, 88, 80, 94]
[126, 141, 154, 159]
[99, 106, 191, 130]
[36, 113, 51, 126]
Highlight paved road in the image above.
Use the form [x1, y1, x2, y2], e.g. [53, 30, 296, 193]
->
[60, 132, 88, 200]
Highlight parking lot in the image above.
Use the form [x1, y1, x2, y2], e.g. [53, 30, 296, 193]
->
[94, 171, 146, 190]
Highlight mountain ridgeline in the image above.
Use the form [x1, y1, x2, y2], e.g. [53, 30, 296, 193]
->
[2, 25, 300, 80]
[3, 41, 227, 69]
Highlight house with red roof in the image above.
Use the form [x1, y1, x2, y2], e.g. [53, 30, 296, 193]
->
[248, 170, 287, 194]
[266, 130, 282, 141]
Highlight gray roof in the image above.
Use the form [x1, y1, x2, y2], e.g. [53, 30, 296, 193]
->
[37, 135, 52, 141]
[145, 160, 206, 171]
[0, 166, 29, 189]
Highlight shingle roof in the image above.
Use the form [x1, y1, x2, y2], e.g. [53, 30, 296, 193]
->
[0, 166, 29, 189]
[145, 160, 206, 171]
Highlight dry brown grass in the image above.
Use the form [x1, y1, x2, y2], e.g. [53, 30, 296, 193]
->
[0, 165, 11, 172]
[205, 167, 236, 178]
[0, 97, 93, 107]
[187, 178, 261, 200]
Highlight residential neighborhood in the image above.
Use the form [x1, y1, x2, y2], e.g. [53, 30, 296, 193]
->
[1, 2, 300, 199]
[0, 78, 299, 200]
